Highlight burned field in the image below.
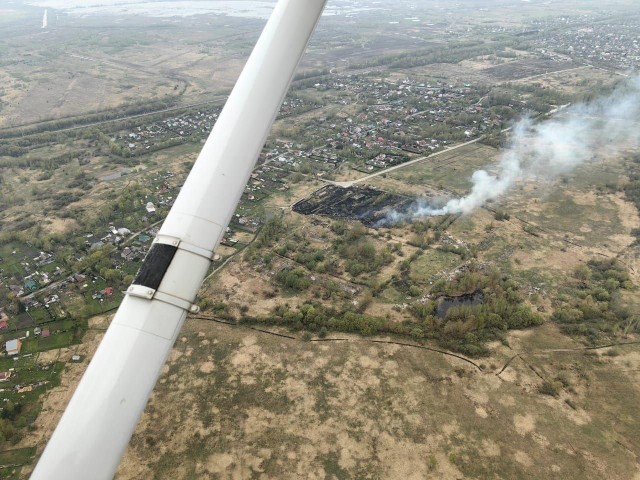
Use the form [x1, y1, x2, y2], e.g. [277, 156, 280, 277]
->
[483, 58, 576, 80]
[292, 184, 414, 227]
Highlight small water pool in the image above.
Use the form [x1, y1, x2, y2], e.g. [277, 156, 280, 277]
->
[436, 292, 483, 319]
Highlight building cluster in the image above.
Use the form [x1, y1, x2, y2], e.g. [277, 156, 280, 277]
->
[114, 73, 502, 171]
[88, 172, 176, 250]
[116, 95, 320, 153]
[116, 109, 221, 152]
[532, 16, 640, 71]
[235, 76, 503, 181]
[0, 251, 65, 299]
[278, 96, 321, 117]
[309, 76, 499, 156]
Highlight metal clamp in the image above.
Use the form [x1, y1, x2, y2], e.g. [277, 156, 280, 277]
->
[154, 234, 217, 261]
[126, 285, 200, 314]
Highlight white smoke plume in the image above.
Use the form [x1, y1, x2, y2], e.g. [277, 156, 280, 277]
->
[383, 76, 640, 223]
[42, 9, 48, 28]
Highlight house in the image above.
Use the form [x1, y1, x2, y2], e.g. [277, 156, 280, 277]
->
[0, 320, 7, 330]
[8, 285, 23, 296]
[42, 329, 50, 338]
[0, 311, 9, 330]
[23, 298, 38, 309]
[44, 294, 59, 305]
[145, 202, 156, 214]
[34, 252, 54, 266]
[6, 339, 22, 356]
[24, 278, 37, 291]
[0, 371, 11, 382]
[102, 287, 114, 296]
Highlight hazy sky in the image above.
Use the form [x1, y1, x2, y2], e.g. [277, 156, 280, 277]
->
[23, 0, 389, 20]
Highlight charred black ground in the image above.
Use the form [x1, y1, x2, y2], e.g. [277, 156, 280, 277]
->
[292, 185, 413, 227]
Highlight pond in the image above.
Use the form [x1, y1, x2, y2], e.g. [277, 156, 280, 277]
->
[436, 292, 483, 319]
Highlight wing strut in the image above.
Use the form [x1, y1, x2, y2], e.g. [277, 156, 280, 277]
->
[31, 1, 327, 478]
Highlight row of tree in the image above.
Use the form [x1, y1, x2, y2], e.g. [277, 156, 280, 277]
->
[245, 262, 543, 357]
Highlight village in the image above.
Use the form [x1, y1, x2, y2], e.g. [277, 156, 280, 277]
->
[0, 158, 263, 371]
[112, 74, 506, 172]
[111, 94, 322, 157]
[533, 15, 640, 71]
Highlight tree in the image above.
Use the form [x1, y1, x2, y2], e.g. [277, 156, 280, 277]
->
[574, 264, 592, 283]
[13, 298, 25, 314]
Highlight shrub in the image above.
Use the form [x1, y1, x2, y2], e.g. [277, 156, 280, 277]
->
[275, 267, 310, 291]
[538, 381, 560, 397]
[494, 210, 510, 221]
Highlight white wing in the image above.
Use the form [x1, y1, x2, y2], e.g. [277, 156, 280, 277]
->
[30, 1, 327, 478]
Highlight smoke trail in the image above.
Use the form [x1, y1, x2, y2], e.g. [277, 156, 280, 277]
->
[42, 9, 48, 29]
[382, 76, 640, 224]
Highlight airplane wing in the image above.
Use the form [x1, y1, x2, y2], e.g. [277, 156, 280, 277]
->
[30, 1, 327, 478]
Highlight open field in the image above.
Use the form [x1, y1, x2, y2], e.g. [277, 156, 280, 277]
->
[15, 314, 640, 479]
[109, 320, 639, 479]
[0, 11, 266, 127]
[370, 143, 499, 195]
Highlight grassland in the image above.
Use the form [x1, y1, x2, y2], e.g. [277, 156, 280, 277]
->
[371, 143, 500, 195]
[107, 319, 639, 479]
[17, 313, 640, 479]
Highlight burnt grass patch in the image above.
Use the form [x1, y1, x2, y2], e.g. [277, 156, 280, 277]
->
[292, 185, 413, 227]
[482, 58, 575, 81]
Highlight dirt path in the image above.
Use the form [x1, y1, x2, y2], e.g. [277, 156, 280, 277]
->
[122, 219, 164, 246]
[331, 136, 486, 188]
[496, 340, 640, 376]
[512, 64, 592, 83]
